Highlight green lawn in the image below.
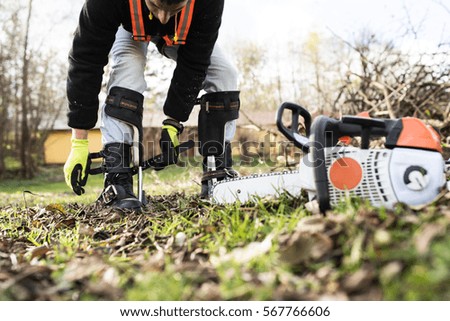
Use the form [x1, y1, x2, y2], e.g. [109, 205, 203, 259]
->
[0, 161, 448, 301]
[0, 164, 200, 207]
[0, 159, 273, 206]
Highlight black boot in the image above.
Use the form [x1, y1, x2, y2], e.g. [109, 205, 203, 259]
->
[220, 141, 239, 178]
[201, 142, 239, 198]
[98, 143, 142, 210]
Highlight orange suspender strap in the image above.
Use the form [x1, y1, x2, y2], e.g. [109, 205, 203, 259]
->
[129, 0, 151, 41]
[162, 35, 174, 46]
[174, 0, 196, 45]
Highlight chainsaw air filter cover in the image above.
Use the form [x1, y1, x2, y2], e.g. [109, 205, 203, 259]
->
[324, 147, 445, 210]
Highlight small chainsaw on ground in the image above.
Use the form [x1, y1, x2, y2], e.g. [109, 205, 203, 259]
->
[211, 102, 450, 212]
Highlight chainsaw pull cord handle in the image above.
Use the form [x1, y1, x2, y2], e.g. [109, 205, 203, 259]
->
[276, 102, 312, 154]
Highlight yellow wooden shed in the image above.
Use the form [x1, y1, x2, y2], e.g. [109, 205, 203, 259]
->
[44, 129, 103, 165]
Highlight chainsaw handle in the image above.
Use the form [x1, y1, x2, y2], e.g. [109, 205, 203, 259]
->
[87, 140, 195, 175]
[142, 140, 195, 171]
[87, 152, 104, 175]
[276, 102, 312, 153]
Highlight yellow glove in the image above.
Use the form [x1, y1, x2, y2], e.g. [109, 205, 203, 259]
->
[63, 138, 89, 195]
[157, 119, 183, 169]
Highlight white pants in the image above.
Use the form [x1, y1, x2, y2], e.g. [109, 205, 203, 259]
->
[101, 26, 238, 146]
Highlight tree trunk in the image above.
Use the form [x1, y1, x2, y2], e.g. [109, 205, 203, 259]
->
[0, 61, 5, 178]
[20, 0, 34, 179]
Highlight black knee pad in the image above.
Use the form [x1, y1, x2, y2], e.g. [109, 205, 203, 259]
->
[197, 91, 240, 157]
[104, 86, 144, 163]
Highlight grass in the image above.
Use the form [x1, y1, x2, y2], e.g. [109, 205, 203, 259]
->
[0, 158, 273, 206]
[0, 162, 449, 301]
[0, 163, 199, 207]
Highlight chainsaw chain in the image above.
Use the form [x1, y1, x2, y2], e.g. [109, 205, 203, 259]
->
[210, 169, 301, 196]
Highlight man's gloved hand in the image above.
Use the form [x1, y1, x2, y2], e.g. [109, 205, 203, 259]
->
[156, 118, 183, 170]
[63, 138, 90, 195]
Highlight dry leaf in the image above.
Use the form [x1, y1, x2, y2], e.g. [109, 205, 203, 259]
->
[28, 245, 50, 260]
[380, 261, 403, 283]
[210, 234, 273, 265]
[296, 215, 327, 234]
[63, 256, 110, 282]
[414, 223, 446, 255]
[45, 203, 66, 214]
[279, 231, 333, 265]
[341, 264, 375, 293]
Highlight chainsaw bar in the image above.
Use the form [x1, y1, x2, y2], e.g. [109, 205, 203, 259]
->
[211, 170, 303, 204]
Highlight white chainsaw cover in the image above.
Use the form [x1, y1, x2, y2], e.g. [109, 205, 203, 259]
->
[325, 147, 446, 209]
[389, 148, 445, 206]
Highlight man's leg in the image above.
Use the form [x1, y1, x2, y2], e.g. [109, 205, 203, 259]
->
[204, 43, 239, 158]
[202, 45, 239, 93]
[99, 26, 149, 210]
[157, 41, 240, 196]
[101, 27, 148, 145]
[158, 42, 239, 142]
[200, 45, 240, 196]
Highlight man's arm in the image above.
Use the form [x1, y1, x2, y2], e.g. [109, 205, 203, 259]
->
[66, 0, 122, 129]
[72, 129, 88, 140]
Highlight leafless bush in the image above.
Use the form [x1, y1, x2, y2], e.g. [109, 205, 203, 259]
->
[0, 1, 65, 178]
[337, 35, 450, 136]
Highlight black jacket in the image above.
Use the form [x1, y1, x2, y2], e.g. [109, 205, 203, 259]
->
[67, 0, 224, 129]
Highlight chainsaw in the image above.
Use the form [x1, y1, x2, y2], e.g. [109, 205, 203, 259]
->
[211, 102, 450, 212]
